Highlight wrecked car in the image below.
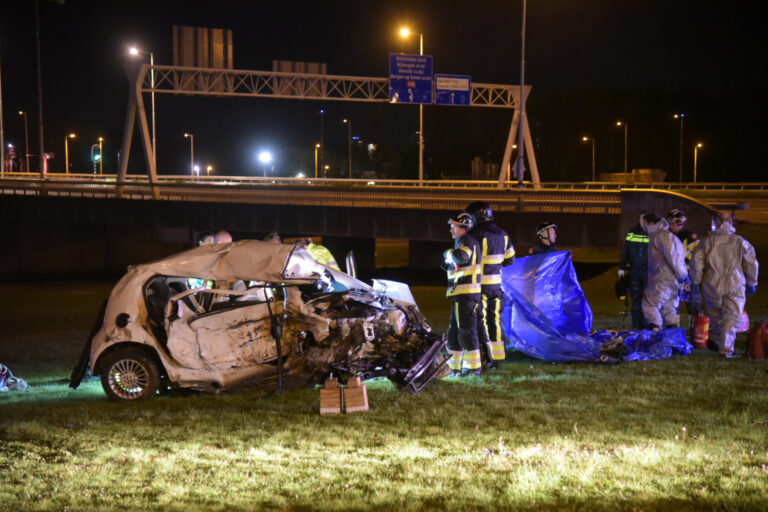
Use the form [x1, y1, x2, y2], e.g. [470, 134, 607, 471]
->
[70, 240, 448, 401]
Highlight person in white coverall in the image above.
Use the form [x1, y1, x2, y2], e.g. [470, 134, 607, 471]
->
[641, 213, 688, 329]
[689, 212, 758, 358]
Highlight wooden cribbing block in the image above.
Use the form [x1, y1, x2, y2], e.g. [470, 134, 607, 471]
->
[319, 377, 343, 415]
[344, 376, 369, 413]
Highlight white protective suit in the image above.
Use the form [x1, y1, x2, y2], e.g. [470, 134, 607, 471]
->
[641, 218, 688, 328]
[689, 221, 758, 355]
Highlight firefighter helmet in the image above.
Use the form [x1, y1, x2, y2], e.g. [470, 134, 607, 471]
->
[465, 201, 493, 223]
[666, 209, 687, 224]
[448, 212, 474, 230]
[536, 221, 557, 239]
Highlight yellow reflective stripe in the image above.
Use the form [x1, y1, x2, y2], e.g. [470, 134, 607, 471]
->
[450, 283, 481, 294]
[448, 349, 463, 370]
[504, 247, 516, 259]
[482, 238, 489, 257]
[482, 254, 505, 264]
[488, 341, 505, 360]
[459, 245, 472, 257]
[481, 275, 502, 285]
[462, 349, 481, 370]
[626, 233, 649, 242]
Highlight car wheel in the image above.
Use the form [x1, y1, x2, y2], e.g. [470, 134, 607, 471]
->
[100, 348, 161, 402]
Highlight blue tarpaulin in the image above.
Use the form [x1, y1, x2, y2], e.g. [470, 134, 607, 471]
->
[500, 251, 693, 362]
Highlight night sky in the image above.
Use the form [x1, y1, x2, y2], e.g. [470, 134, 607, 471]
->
[1, 0, 766, 181]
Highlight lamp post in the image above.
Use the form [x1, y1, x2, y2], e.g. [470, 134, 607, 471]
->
[206, 164, 213, 176]
[582, 136, 596, 182]
[183, 133, 194, 176]
[18, 110, 30, 172]
[616, 120, 628, 173]
[64, 133, 76, 174]
[129, 46, 156, 171]
[98, 137, 103, 174]
[314, 143, 320, 179]
[342, 118, 352, 178]
[693, 142, 703, 184]
[258, 151, 272, 177]
[317, 109, 325, 175]
[399, 27, 425, 185]
[674, 113, 686, 182]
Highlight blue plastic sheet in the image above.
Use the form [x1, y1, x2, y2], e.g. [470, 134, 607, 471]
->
[500, 251, 693, 362]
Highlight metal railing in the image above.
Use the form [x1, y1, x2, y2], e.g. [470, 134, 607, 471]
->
[3, 172, 768, 192]
[0, 174, 621, 214]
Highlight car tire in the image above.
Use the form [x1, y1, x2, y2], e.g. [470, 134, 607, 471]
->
[100, 348, 161, 402]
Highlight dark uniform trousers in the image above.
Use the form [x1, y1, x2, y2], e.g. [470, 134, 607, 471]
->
[447, 294, 481, 371]
[477, 288, 505, 361]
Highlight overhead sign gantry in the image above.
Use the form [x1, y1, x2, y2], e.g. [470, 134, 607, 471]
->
[118, 63, 539, 188]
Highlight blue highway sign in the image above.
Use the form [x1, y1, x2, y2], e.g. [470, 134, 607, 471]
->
[435, 74, 471, 105]
[389, 53, 433, 104]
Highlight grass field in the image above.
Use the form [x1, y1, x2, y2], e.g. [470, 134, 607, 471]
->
[1, 226, 768, 511]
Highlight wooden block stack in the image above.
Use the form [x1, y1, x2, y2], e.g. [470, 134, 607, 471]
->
[344, 376, 369, 413]
[319, 377, 343, 415]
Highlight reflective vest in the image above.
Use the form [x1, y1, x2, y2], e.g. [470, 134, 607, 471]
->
[445, 234, 481, 297]
[471, 221, 515, 290]
[306, 242, 340, 270]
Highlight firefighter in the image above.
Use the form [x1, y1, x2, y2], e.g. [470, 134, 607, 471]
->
[666, 209, 699, 265]
[690, 212, 759, 358]
[619, 213, 650, 329]
[443, 212, 483, 376]
[640, 213, 688, 330]
[528, 221, 557, 254]
[466, 201, 515, 369]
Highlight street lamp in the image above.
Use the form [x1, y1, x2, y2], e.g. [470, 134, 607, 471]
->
[183, 133, 194, 175]
[693, 142, 703, 184]
[18, 110, 30, 172]
[98, 137, 104, 174]
[616, 120, 628, 173]
[323, 164, 330, 178]
[399, 26, 425, 185]
[193, 164, 200, 179]
[317, 109, 325, 174]
[129, 46, 156, 171]
[206, 164, 213, 176]
[258, 150, 272, 177]
[342, 119, 352, 179]
[64, 133, 76, 174]
[674, 113, 686, 182]
[314, 143, 320, 179]
[582, 136, 596, 182]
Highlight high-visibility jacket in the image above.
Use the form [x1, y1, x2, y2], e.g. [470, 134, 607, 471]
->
[444, 234, 481, 297]
[674, 228, 699, 265]
[470, 221, 515, 292]
[620, 223, 649, 280]
[306, 242, 340, 270]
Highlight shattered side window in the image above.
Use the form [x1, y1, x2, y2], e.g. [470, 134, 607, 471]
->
[283, 247, 326, 280]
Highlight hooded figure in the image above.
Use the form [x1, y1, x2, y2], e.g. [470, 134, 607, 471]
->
[641, 214, 688, 329]
[690, 212, 758, 357]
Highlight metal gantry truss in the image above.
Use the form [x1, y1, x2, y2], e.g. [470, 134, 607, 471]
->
[118, 64, 539, 187]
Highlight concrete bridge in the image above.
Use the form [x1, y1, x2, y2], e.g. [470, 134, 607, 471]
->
[0, 174, 729, 279]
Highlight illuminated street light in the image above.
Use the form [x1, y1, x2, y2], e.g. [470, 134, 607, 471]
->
[64, 133, 76, 174]
[98, 137, 104, 174]
[193, 164, 200, 179]
[673, 113, 686, 182]
[582, 136, 596, 182]
[183, 133, 194, 175]
[342, 118, 352, 179]
[323, 164, 330, 178]
[693, 142, 703, 184]
[616, 120, 628, 173]
[129, 46, 157, 171]
[18, 110, 30, 172]
[314, 143, 321, 179]
[258, 150, 272, 177]
[206, 164, 213, 176]
[399, 26, 425, 185]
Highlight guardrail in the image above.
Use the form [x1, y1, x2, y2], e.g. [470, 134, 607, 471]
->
[2, 172, 768, 192]
[0, 175, 621, 214]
